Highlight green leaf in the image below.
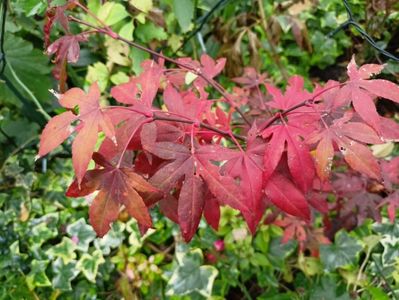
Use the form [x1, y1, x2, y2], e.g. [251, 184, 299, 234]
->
[85, 62, 110, 92]
[172, 0, 194, 33]
[30, 222, 58, 246]
[26, 260, 51, 290]
[97, 2, 129, 26]
[94, 222, 126, 255]
[366, 286, 390, 300]
[309, 276, 350, 300]
[119, 21, 135, 40]
[129, 0, 153, 13]
[0, 34, 51, 107]
[166, 246, 218, 297]
[320, 231, 362, 271]
[66, 218, 97, 252]
[130, 47, 150, 75]
[111, 72, 130, 85]
[15, 0, 47, 16]
[76, 250, 105, 283]
[52, 258, 80, 291]
[135, 22, 167, 42]
[46, 237, 77, 264]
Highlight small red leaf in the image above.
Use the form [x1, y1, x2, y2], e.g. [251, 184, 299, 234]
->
[265, 173, 310, 220]
[178, 175, 205, 242]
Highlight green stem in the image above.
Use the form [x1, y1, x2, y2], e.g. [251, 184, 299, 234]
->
[7, 62, 51, 121]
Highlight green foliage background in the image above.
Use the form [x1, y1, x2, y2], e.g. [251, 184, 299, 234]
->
[1, 0, 399, 299]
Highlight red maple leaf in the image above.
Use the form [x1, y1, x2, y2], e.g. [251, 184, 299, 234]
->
[111, 60, 164, 110]
[308, 115, 382, 180]
[222, 125, 266, 233]
[39, 82, 115, 184]
[262, 123, 315, 192]
[337, 56, 399, 131]
[140, 122, 249, 241]
[265, 172, 311, 221]
[66, 153, 159, 237]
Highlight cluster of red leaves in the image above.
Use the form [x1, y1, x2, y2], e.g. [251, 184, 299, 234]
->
[39, 53, 399, 248]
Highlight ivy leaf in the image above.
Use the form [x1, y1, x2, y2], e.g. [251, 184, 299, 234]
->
[51, 258, 79, 291]
[30, 222, 58, 246]
[166, 246, 218, 297]
[46, 237, 77, 264]
[320, 231, 362, 271]
[76, 250, 105, 283]
[66, 218, 97, 252]
[94, 222, 126, 255]
[309, 276, 351, 300]
[26, 260, 52, 290]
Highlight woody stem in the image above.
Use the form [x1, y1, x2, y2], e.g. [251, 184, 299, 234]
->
[69, 15, 251, 126]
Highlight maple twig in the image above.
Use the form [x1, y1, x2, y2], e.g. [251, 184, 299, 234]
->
[116, 118, 152, 168]
[258, 83, 345, 131]
[68, 15, 251, 126]
[152, 113, 246, 141]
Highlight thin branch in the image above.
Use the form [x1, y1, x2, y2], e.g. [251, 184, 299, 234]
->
[258, 83, 345, 131]
[69, 15, 251, 125]
[153, 113, 246, 141]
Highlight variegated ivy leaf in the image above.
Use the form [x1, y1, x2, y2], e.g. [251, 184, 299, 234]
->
[26, 260, 51, 290]
[319, 231, 362, 271]
[46, 237, 77, 264]
[94, 222, 126, 255]
[76, 250, 105, 283]
[52, 258, 80, 291]
[67, 218, 96, 252]
[166, 245, 218, 298]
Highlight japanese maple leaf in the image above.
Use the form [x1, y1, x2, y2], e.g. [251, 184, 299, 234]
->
[66, 154, 158, 237]
[222, 125, 266, 233]
[163, 84, 211, 121]
[47, 33, 87, 83]
[38, 83, 115, 184]
[337, 56, 399, 131]
[262, 123, 315, 192]
[381, 157, 399, 190]
[141, 123, 249, 241]
[44, 0, 75, 47]
[169, 54, 226, 89]
[233, 67, 268, 89]
[308, 118, 382, 180]
[265, 172, 311, 221]
[380, 191, 399, 223]
[111, 59, 164, 109]
[340, 192, 383, 225]
[265, 75, 312, 110]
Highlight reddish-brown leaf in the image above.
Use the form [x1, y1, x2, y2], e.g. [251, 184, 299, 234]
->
[67, 165, 157, 237]
[178, 175, 205, 242]
[264, 173, 310, 221]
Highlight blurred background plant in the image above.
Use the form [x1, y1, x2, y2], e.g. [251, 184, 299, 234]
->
[1, 0, 399, 299]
